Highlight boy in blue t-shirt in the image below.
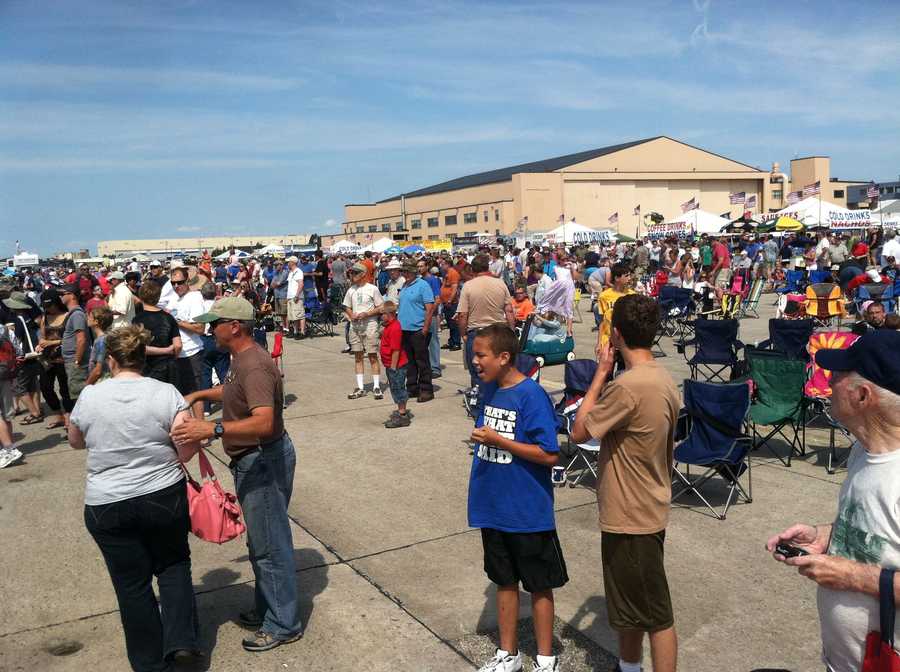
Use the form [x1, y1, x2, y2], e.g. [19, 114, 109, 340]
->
[467, 324, 567, 672]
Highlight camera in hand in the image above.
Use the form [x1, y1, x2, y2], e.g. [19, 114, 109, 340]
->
[775, 543, 810, 558]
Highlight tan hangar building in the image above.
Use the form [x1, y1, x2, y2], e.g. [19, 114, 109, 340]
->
[97, 234, 313, 257]
[331, 136, 864, 245]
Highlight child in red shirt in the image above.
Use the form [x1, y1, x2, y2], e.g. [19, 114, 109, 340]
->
[380, 302, 411, 428]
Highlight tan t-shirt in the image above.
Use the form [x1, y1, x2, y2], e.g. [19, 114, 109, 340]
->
[222, 343, 285, 458]
[457, 274, 511, 330]
[584, 361, 681, 534]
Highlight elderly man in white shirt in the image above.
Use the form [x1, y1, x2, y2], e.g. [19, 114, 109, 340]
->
[107, 271, 135, 329]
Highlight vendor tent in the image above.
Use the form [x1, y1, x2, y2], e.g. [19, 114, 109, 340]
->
[764, 197, 872, 229]
[649, 209, 730, 238]
[330, 239, 361, 254]
[215, 249, 249, 260]
[539, 221, 615, 245]
[360, 237, 393, 253]
[256, 243, 285, 255]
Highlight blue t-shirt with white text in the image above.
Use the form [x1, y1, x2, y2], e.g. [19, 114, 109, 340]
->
[467, 377, 559, 533]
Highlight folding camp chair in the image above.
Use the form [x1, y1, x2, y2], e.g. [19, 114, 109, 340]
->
[657, 285, 696, 340]
[679, 318, 743, 382]
[808, 270, 832, 284]
[757, 318, 815, 360]
[738, 278, 765, 319]
[804, 283, 845, 328]
[304, 295, 336, 338]
[551, 359, 601, 487]
[672, 379, 753, 520]
[270, 331, 287, 408]
[854, 282, 895, 315]
[572, 287, 584, 323]
[776, 269, 806, 296]
[747, 349, 807, 467]
[804, 331, 859, 473]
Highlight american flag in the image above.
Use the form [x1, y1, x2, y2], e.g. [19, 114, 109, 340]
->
[729, 191, 746, 205]
[802, 181, 821, 197]
[719, 211, 731, 219]
[746, 194, 757, 208]
[633, 204, 641, 216]
[680, 197, 698, 213]
[867, 183, 879, 199]
[608, 212, 618, 225]
[786, 190, 802, 205]
[558, 214, 565, 224]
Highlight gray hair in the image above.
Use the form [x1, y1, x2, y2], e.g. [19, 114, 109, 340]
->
[844, 372, 900, 416]
[200, 282, 217, 300]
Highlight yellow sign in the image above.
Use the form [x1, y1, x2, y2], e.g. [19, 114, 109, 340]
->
[404, 239, 452, 252]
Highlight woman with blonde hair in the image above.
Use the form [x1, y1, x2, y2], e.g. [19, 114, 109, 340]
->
[69, 324, 203, 672]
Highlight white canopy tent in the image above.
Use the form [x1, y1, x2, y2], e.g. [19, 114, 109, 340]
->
[330, 239, 362, 254]
[763, 197, 872, 229]
[256, 243, 285, 255]
[538, 221, 616, 245]
[215, 249, 250, 260]
[360, 237, 393, 253]
[651, 209, 731, 238]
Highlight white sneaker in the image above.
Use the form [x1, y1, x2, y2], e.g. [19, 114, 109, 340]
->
[531, 656, 559, 672]
[477, 649, 523, 672]
[0, 447, 23, 469]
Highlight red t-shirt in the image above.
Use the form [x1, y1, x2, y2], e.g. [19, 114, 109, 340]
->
[379, 319, 408, 369]
[712, 241, 731, 268]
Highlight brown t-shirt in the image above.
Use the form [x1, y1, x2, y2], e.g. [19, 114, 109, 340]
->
[584, 361, 681, 534]
[222, 343, 285, 458]
[457, 274, 511, 330]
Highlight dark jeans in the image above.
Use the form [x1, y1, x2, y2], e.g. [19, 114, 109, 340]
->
[40, 361, 74, 413]
[464, 329, 480, 389]
[176, 352, 203, 396]
[402, 329, 433, 395]
[84, 480, 198, 672]
[230, 434, 302, 639]
[444, 302, 461, 347]
[201, 335, 230, 411]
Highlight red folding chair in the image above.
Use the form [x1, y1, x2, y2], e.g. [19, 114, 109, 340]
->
[270, 332, 286, 408]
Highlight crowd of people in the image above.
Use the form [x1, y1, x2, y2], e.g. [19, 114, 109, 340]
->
[1, 225, 899, 671]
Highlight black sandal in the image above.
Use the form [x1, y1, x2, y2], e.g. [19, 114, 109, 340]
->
[20, 415, 45, 425]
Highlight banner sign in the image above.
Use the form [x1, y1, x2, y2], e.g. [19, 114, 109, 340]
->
[571, 229, 613, 244]
[648, 221, 691, 239]
[417, 239, 452, 252]
[828, 209, 872, 229]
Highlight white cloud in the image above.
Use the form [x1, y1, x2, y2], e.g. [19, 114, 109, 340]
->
[175, 226, 201, 232]
[323, 218, 337, 228]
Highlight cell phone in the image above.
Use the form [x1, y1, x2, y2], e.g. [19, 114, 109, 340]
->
[775, 543, 810, 558]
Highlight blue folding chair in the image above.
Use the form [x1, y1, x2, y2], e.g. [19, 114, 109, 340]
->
[679, 318, 744, 382]
[551, 359, 601, 487]
[776, 269, 806, 296]
[672, 379, 753, 520]
[808, 270, 832, 284]
[757, 318, 815, 360]
[656, 285, 696, 353]
[854, 283, 895, 315]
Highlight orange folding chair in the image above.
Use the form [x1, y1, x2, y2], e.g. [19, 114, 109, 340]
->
[270, 331, 286, 408]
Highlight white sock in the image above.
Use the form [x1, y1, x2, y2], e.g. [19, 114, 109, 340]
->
[536, 654, 556, 667]
[356, 374, 364, 389]
[618, 660, 641, 672]
[373, 374, 380, 389]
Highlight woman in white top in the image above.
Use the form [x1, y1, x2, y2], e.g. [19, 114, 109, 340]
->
[69, 325, 203, 672]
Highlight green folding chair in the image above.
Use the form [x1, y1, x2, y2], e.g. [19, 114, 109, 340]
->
[747, 349, 807, 467]
[739, 278, 764, 319]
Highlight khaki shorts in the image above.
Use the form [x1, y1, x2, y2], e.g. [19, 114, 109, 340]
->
[714, 268, 732, 290]
[348, 321, 380, 353]
[272, 298, 288, 317]
[286, 298, 305, 322]
[601, 530, 673, 632]
[65, 360, 88, 401]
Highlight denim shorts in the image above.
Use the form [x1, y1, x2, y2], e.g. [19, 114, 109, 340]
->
[386, 366, 408, 405]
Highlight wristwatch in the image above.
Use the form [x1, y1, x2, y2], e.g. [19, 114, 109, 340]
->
[213, 421, 225, 440]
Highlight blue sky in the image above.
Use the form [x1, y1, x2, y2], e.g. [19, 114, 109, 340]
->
[1, 0, 899, 255]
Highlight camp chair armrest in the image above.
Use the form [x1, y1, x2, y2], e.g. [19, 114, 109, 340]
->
[674, 409, 691, 443]
[757, 338, 773, 350]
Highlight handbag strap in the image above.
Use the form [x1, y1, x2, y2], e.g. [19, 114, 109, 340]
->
[881, 567, 896, 647]
[197, 448, 217, 481]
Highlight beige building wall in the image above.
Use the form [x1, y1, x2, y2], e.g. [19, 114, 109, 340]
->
[98, 234, 311, 256]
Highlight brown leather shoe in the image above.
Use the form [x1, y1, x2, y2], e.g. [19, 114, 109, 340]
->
[416, 391, 434, 403]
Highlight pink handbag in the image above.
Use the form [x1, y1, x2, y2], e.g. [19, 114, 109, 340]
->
[182, 449, 245, 544]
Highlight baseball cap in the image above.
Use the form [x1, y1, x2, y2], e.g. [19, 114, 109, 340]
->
[851, 242, 869, 258]
[149, 260, 161, 267]
[287, 256, 299, 263]
[349, 262, 366, 274]
[385, 259, 402, 270]
[170, 259, 186, 270]
[59, 283, 79, 295]
[194, 296, 256, 323]
[2, 292, 29, 310]
[815, 330, 900, 397]
[109, 271, 126, 281]
[402, 261, 418, 273]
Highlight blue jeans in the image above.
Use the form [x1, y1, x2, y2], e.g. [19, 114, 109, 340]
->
[201, 335, 230, 412]
[464, 329, 480, 389]
[444, 302, 460, 347]
[429, 319, 441, 375]
[386, 365, 408, 405]
[230, 434, 302, 639]
[85, 480, 198, 672]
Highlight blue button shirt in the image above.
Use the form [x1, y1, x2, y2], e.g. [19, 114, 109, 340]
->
[398, 277, 435, 331]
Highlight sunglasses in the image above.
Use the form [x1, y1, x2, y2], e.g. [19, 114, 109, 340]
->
[171, 280, 186, 286]
[210, 318, 236, 329]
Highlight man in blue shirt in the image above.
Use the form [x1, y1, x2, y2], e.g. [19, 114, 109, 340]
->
[300, 257, 317, 299]
[397, 261, 436, 403]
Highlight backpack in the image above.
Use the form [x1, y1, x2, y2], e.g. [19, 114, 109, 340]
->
[0, 337, 18, 380]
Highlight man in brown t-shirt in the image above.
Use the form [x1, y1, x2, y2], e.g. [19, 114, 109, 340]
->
[172, 296, 302, 653]
[571, 294, 680, 672]
[456, 254, 516, 390]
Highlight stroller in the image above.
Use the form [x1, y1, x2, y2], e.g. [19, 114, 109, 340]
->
[519, 314, 575, 367]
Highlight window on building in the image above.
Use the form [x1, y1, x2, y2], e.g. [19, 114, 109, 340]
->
[495, 210, 500, 221]
[428, 235, 440, 240]
[368, 225, 377, 232]
[395, 221, 405, 231]
[464, 212, 477, 224]
[833, 190, 844, 199]
[427, 217, 439, 228]
[464, 231, 478, 236]
[381, 223, 391, 231]
[411, 219, 421, 229]
[888, 187, 895, 194]
[356, 226, 364, 233]
[412, 236, 423, 240]
[447, 233, 457, 240]
[444, 215, 457, 226]
[771, 190, 783, 200]
[483, 210, 488, 222]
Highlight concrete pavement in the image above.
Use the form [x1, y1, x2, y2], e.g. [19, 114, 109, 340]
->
[0, 295, 847, 671]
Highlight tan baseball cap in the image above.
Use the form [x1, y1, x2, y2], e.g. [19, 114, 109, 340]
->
[194, 296, 256, 323]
